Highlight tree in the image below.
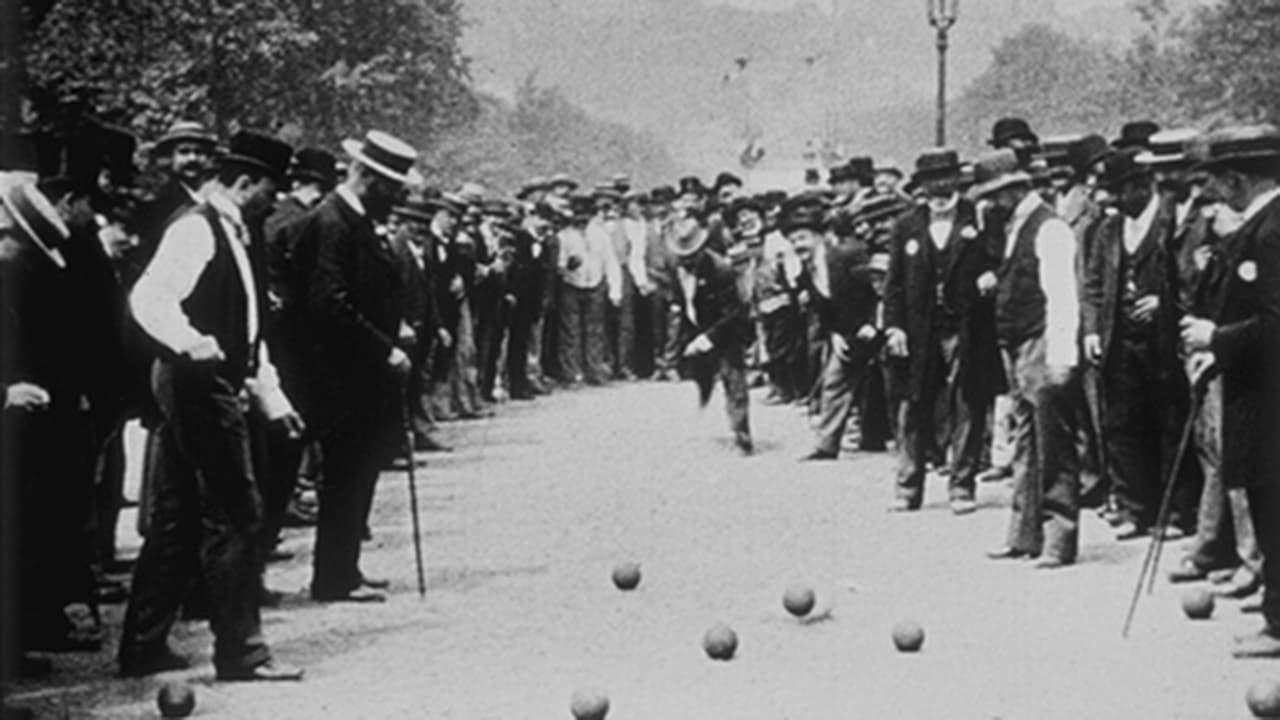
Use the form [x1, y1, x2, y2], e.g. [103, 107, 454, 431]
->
[1175, 0, 1280, 125]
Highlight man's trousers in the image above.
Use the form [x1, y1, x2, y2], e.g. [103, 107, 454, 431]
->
[558, 283, 609, 384]
[120, 361, 270, 673]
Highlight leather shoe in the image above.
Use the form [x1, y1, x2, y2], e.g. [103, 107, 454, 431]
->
[1034, 556, 1074, 570]
[413, 435, 453, 453]
[1233, 630, 1280, 659]
[359, 575, 391, 590]
[310, 587, 386, 604]
[977, 466, 1011, 483]
[119, 647, 189, 677]
[800, 450, 837, 462]
[887, 498, 920, 513]
[217, 660, 305, 682]
[1167, 558, 1209, 583]
[1114, 521, 1148, 541]
[734, 433, 754, 456]
[986, 547, 1035, 561]
[1214, 569, 1262, 599]
[949, 497, 977, 516]
[1209, 567, 1240, 584]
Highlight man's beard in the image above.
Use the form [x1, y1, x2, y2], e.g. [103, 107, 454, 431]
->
[365, 192, 396, 222]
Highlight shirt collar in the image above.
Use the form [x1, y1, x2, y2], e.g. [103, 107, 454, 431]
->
[1008, 191, 1044, 239]
[335, 184, 365, 217]
[1242, 186, 1280, 223]
[1124, 193, 1160, 237]
[206, 188, 244, 231]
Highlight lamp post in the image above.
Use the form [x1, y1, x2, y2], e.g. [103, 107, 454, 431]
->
[927, 0, 959, 147]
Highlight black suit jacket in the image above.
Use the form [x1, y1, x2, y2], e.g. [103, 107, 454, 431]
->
[884, 202, 1001, 400]
[672, 251, 752, 354]
[1081, 196, 1178, 376]
[302, 193, 406, 436]
[392, 235, 442, 362]
[817, 244, 879, 345]
[1207, 193, 1280, 488]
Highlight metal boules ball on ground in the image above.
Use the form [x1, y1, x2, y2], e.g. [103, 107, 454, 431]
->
[1246, 679, 1280, 718]
[703, 623, 738, 661]
[570, 687, 610, 720]
[892, 620, 925, 653]
[783, 585, 815, 618]
[156, 681, 195, 718]
[611, 562, 641, 591]
[1181, 588, 1214, 620]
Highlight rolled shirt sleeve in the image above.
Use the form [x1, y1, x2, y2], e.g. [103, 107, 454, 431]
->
[1035, 217, 1081, 369]
[129, 213, 215, 356]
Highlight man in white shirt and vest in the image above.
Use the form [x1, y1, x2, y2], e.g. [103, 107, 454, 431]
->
[970, 149, 1084, 569]
[557, 194, 622, 385]
[120, 131, 305, 681]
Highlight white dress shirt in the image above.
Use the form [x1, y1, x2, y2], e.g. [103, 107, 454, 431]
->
[1122, 193, 1160, 254]
[130, 188, 293, 419]
[560, 224, 623, 303]
[1242, 186, 1280, 224]
[1006, 192, 1080, 369]
[676, 264, 698, 325]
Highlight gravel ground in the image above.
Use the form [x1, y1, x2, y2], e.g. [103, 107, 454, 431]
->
[4, 380, 1275, 719]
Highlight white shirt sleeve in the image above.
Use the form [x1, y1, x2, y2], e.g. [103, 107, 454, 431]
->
[1036, 217, 1080, 368]
[130, 213, 215, 356]
[599, 227, 623, 303]
[626, 222, 649, 288]
[246, 342, 295, 420]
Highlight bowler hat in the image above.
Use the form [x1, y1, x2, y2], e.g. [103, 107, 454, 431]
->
[911, 149, 962, 186]
[290, 147, 337, 188]
[1113, 120, 1160, 149]
[1194, 124, 1280, 171]
[874, 162, 903, 179]
[223, 131, 293, 182]
[1067, 134, 1111, 174]
[990, 117, 1038, 148]
[2, 181, 71, 268]
[153, 120, 217, 157]
[828, 164, 855, 184]
[665, 217, 710, 257]
[846, 156, 875, 185]
[1096, 147, 1152, 190]
[967, 148, 1033, 199]
[1135, 128, 1199, 169]
[713, 171, 743, 193]
[650, 185, 676, 204]
[65, 121, 138, 191]
[677, 175, 707, 197]
[725, 196, 764, 224]
[341, 130, 422, 185]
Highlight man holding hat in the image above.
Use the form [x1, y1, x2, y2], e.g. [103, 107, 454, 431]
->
[1178, 124, 1280, 657]
[296, 130, 420, 604]
[668, 216, 754, 455]
[120, 131, 304, 680]
[970, 148, 1083, 568]
[1081, 147, 1188, 541]
[882, 149, 1002, 514]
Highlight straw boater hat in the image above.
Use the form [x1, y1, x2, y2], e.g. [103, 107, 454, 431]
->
[1135, 128, 1200, 169]
[340, 130, 422, 185]
[665, 217, 710, 258]
[2, 180, 71, 268]
[548, 173, 578, 192]
[1193, 124, 1280, 171]
[153, 120, 217, 157]
[967, 149, 1033, 199]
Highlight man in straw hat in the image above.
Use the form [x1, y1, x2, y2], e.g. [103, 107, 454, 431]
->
[120, 131, 305, 681]
[882, 149, 1002, 515]
[668, 216, 754, 455]
[296, 130, 421, 604]
[970, 148, 1084, 569]
[1178, 124, 1280, 658]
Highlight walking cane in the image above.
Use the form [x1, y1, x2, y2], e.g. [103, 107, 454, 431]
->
[400, 378, 428, 599]
[1121, 376, 1207, 637]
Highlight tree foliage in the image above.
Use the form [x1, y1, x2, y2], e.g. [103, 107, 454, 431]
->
[949, 0, 1280, 152]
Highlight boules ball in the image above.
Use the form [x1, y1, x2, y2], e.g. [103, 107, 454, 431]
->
[703, 623, 738, 661]
[1246, 679, 1280, 718]
[570, 687, 610, 720]
[156, 681, 195, 718]
[892, 620, 925, 653]
[611, 562, 641, 591]
[783, 585, 816, 618]
[1181, 587, 1214, 620]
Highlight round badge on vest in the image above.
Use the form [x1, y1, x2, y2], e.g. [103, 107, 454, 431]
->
[1239, 260, 1258, 282]
[905, 239, 920, 257]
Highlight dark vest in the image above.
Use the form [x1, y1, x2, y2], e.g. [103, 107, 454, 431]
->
[995, 202, 1052, 347]
[177, 204, 255, 385]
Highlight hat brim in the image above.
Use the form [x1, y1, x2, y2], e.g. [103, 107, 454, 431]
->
[342, 138, 424, 186]
[2, 183, 69, 268]
[666, 227, 709, 257]
[1194, 149, 1280, 171]
[153, 134, 217, 157]
[1135, 151, 1188, 168]
[967, 171, 1032, 199]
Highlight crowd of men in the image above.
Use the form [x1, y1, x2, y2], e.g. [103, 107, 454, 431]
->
[1, 109, 1278, 687]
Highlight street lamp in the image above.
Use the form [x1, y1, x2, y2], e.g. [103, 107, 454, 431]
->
[927, 0, 959, 147]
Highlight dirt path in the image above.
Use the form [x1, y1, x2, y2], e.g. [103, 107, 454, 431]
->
[5, 381, 1270, 719]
